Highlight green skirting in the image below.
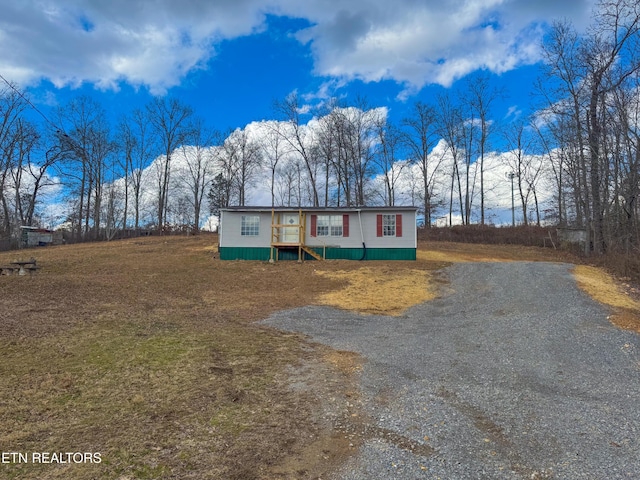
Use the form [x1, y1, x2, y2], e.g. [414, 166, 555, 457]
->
[219, 246, 416, 261]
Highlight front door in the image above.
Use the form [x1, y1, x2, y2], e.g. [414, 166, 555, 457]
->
[281, 214, 300, 244]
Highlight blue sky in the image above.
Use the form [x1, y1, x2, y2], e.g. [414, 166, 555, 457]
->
[1, 0, 597, 136]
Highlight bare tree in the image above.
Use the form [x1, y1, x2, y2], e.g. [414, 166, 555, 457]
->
[437, 93, 466, 225]
[0, 85, 27, 237]
[374, 118, 405, 206]
[348, 98, 378, 206]
[274, 92, 320, 206]
[462, 72, 502, 224]
[102, 171, 124, 241]
[221, 128, 263, 206]
[541, 0, 640, 253]
[275, 156, 305, 207]
[583, 0, 640, 253]
[260, 121, 288, 207]
[540, 19, 591, 231]
[22, 134, 61, 228]
[210, 129, 239, 212]
[329, 100, 379, 206]
[502, 121, 539, 225]
[532, 114, 567, 226]
[178, 118, 216, 231]
[8, 120, 41, 227]
[146, 97, 193, 230]
[57, 95, 113, 240]
[607, 75, 640, 250]
[401, 101, 442, 226]
[314, 101, 341, 206]
[129, 109, 155, 231]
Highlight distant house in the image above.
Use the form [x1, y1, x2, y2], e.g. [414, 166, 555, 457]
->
[218, 206, 418, 261]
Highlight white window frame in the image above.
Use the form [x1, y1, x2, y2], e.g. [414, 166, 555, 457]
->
[316, 215, 343, 237]
[241, 215, 260, 236]
[382, 214, 396, 237]
[316, 215, 329, 237]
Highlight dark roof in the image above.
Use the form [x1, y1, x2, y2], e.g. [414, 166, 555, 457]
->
[221, 206, 418, 212]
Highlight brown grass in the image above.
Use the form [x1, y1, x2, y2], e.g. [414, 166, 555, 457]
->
[573, 265, 640, 310]
[314, 265, 437, 316]
[0, 235, 353, 480]
[418, 241, 575, 263]
[572, 265, 640, 333]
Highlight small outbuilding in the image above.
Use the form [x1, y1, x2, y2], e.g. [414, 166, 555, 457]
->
[20, 226, 63, 248]
[218, 206, 418, 261]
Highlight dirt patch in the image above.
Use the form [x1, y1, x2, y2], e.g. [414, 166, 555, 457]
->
[268, 348, 364, 479]
[324, 350, 363, 376]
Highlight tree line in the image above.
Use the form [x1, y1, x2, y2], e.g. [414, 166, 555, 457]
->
[536, 0, 640, 254]
[0, 0, 638, 256]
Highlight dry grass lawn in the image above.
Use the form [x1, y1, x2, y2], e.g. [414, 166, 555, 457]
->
[314, 266, 438, 316]
[572, 265, 640, 333]
[0, 235, 350, 479]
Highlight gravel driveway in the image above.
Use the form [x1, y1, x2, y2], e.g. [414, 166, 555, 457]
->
[263, 262, 640, 479]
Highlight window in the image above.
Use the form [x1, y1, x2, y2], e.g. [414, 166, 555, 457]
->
[241, 215, 259, 236]
[316, 216, 329, 236]
[330, 216, 344, 237]
[316, 215, 343, 237]
[382, 214, 396, 236]
[376, 214, 403, 237]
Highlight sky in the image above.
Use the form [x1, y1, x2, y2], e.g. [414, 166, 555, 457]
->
[0, 0, 601, 227]
[1, 0, 597, 133]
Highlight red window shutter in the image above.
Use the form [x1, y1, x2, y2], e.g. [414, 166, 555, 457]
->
[376, 214, 383, 237]
[396, 214, 403, 237]
[310, 215, 317, 237]
[343, 215, 349, 237]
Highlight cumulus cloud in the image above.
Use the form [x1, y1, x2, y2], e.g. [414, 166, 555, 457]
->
[291, 0, 595, 89]
[1, 0, 270, 93]
[1, 0, 596, 93]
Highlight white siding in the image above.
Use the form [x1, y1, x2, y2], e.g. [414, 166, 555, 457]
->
[304, 211, 416, 249]
[219, 211, 273, 247]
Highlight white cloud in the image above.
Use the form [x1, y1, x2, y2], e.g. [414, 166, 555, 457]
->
[1, 0, 596, 93]
[286, 0, 595, 89]
[1, 0, 270, 92]
[505, 105, 523, 120]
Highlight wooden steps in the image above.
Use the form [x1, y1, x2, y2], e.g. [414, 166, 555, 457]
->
[300, 245, 323, 261]
[270, 209, 322, 262]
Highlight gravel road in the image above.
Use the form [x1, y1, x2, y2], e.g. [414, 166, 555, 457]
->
[263, 262, 640, 479]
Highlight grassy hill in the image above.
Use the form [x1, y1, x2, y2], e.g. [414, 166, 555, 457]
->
[0, 234, 637, 479]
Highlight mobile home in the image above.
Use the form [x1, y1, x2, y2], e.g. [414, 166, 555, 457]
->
[218, 206, 417, 261]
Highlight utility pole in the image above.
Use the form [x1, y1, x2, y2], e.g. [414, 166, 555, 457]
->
[506, 171, 516, 226]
